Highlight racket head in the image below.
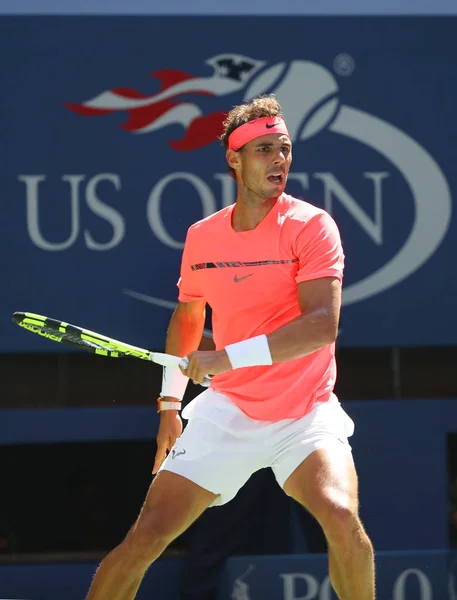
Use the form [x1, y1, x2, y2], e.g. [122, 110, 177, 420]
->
[12, 312, 152, 359]
[13, 312, 212, 385]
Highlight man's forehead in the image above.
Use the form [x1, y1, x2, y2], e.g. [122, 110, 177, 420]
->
[249, 133, 292, 147]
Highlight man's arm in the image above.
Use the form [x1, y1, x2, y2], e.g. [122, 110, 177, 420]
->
[164, 299, 207, 358]
[266, 276, 340, 362]
[152, 299, 206, 474]
[180, 276, 341, 382]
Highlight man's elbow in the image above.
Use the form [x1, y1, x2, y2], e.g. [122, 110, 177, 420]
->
[322, 321, 339, 345]
[309, 309, 339, 346]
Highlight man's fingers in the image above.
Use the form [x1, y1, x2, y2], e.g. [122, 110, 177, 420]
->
[152, 453, 165, 475]
[152, 444, 168, 475]
[153, 433, 179, 474]
[167, 437, 177, 452]
[186, 363, 206, 385]
[181, 356, 204, 383]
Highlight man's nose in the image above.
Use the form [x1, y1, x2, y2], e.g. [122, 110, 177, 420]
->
[273, 150, 286, 164]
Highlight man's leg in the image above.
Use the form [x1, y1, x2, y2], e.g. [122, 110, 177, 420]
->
[86, 470, 217, 600]
[179, 468, 292, 600]
[283, 447, 375, 600]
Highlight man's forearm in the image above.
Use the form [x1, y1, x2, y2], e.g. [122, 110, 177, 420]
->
[165, 307, 205, 358]
[266, 308, 338, 363]
[159, 306, 206, 405]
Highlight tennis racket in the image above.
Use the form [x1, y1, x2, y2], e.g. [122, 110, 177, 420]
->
[12, 311, 211, 384]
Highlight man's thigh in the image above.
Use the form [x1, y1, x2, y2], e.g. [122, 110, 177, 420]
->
[282, 446, 359, 519]
[135, 470, 217, 542]
[160, 417, 266, 507]
[271, 399, 355, 492]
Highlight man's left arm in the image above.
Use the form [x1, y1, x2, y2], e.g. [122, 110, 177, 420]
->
[182, 277, 340, 382]
[265, 276, 341, 362]
[268, 210, 343, 361]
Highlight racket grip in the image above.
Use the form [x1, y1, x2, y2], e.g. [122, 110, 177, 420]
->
[179, 357, 212, 387]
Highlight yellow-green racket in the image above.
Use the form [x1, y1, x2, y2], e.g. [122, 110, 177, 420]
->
[12, 311, 190, 370]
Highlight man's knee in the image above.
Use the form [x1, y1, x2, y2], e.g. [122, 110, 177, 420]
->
[313, 497, 367, 548]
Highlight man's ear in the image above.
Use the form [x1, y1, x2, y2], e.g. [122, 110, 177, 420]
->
[226, 148, 241, 173]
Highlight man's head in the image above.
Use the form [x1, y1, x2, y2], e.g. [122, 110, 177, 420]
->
[220, 94, 292, 199]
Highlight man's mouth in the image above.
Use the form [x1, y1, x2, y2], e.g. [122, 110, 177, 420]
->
[267, 172, 284, 185]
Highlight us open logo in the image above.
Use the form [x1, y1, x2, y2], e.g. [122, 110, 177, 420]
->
[22, 54, 451, 309]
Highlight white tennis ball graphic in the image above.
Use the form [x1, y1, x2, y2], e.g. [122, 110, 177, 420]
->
[245, 60, 340, 142]
[244, 62, 288, 100]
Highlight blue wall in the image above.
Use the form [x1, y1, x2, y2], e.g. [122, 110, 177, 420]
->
[1, 16, 456, 350]
[1, 399, 455, 551]
[1, 7, 455, 599]
[0, 551, 454, 599]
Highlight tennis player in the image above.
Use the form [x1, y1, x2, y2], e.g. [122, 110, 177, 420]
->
[86, 94, 375, 600]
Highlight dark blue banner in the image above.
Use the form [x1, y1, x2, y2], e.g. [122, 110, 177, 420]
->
[2, 17, 456, 350]
[0, 551, 453, 599]
[223, 551, 450, 600]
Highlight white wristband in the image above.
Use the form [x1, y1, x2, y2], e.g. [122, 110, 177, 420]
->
[225, 334, 273, 369]
[158, 400, 182, 412]
[161, 366, 189, 400]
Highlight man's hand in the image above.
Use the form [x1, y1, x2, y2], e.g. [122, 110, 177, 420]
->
[152, 410, 183, 474]
[180, 349, 232, 385]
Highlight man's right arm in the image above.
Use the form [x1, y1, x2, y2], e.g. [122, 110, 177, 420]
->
[152, 299, 207, 475]
[164, 299, 207, 358]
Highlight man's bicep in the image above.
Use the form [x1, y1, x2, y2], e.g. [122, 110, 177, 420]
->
[297, 277, 341, 323]
[294, 212, 344, 284]
[174, 299, 207, 322]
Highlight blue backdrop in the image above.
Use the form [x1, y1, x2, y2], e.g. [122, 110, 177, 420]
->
[0, 551, 453, 599]
[2, 17, 456, 350]
[1, 398, 457, 598]
[1, 399, 455, 551]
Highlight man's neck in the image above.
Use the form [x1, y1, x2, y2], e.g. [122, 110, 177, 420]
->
[232, 194, 280, 232]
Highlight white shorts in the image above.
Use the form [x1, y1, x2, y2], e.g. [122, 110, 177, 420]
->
[160, 389, 355, 507]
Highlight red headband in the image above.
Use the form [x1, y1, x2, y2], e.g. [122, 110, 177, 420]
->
[228, 116, 290, 151]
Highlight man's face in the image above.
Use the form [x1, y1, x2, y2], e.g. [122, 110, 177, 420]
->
[229, 133, 292, 199]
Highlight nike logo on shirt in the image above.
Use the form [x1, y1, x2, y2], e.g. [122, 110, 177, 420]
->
[234, 274, 254, 283]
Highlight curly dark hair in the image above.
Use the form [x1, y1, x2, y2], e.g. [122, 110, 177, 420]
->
[220, 94, 284, 150]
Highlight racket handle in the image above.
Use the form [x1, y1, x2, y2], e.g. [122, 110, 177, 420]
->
[149, 352, 182, 368]
[179, 357, 212, 387]
[148, 353, 211, 387]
